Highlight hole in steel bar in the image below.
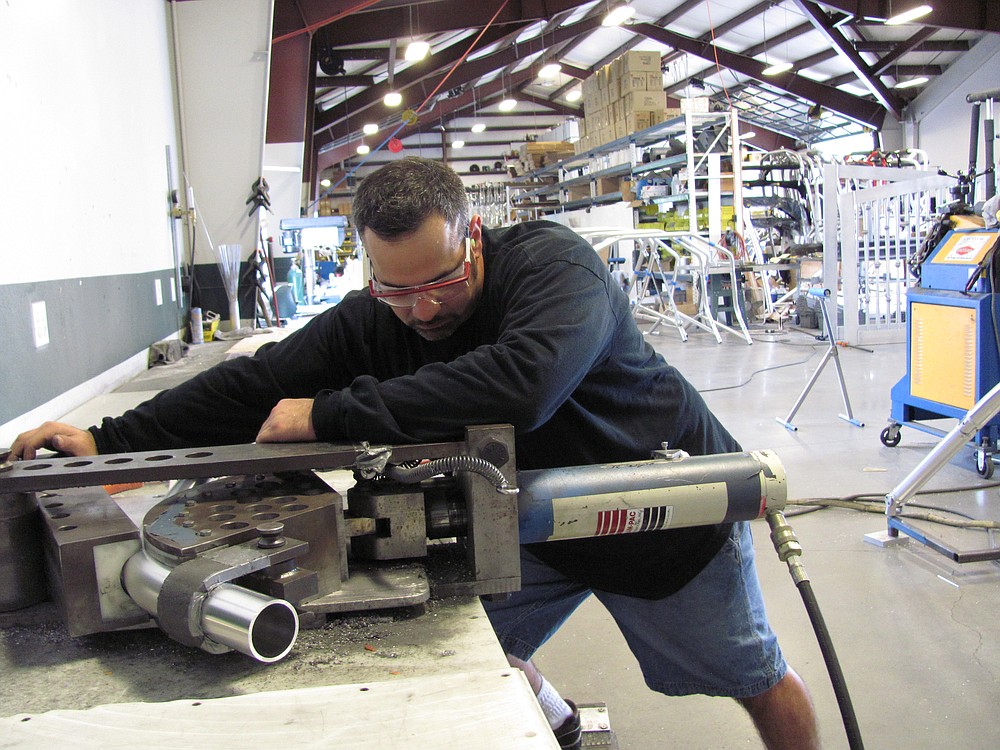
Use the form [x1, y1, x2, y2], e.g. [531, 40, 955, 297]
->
[24, 464, 52, 471]
[49, 512, 70, 519]
[252, 512, 280, 520]
[185, 452, 213, 458]
[44, 502, 64, 508]
[280, 504, 307, 512]
[247, 504, 273, 512]
[57, 525, 78, 531]
[106, 457, 133, 464]
[65, 461, 93, 468]
[145, 455, 172, 462]
[209, 513, 236, 522]
[220, 521, 250, 530]
[211, 505, 236, 512]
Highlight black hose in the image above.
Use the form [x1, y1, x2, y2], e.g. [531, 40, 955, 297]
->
[767, 510, 865, 749]
[795, 579, 865, 750]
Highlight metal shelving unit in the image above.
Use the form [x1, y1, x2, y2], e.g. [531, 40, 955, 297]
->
[507, 109, 743, 239]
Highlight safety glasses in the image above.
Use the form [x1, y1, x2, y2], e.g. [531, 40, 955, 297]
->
[368, 239, 472, 309]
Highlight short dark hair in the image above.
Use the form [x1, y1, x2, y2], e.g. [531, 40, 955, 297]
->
[352, 157, 469, 241]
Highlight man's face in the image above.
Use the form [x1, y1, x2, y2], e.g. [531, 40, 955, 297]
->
[364, 213, 484, 341]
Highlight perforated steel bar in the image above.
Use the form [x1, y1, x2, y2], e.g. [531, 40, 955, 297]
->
[0, 440, 467, 494]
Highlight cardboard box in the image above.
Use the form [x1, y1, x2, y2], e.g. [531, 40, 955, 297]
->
[596, 176, 620, 196]
[620, 178, 636, 202]
[621, 70, 647, 93]
[624, 111, 652, 132]
[565, 184, 591, 203]
[621, 50, 661, 72]
[606, 74, 621, 102]
[621, 90, 667, 114]
[680, 96, 710, 113]
[647, 72, 663, 92]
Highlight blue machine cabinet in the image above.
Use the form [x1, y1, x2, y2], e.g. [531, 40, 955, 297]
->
[882, 227, 1000, 476]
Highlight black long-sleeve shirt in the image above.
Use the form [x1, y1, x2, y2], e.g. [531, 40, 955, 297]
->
[93, 221, 739, 597]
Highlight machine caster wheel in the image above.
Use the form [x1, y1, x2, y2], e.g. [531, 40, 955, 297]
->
[880, 426, 901, 448]
[976, 451, 995, 479]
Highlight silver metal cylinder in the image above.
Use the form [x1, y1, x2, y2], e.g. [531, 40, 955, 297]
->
[122, 552, 298, 663]
[0, 492, 47, 612]
[516, 450, 786, 544]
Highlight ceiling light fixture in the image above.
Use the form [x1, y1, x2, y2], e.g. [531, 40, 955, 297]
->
[602, 3, 635, 27]
[885, 4, 933, 25]
[471, 122, 487, 133]
[566, 89, 582, 102]
[405, 40, 430, 61]
[762, 61, 793, 76]
[363, 123, 379, 135]
[499, 97, 518, 112]
[357, 143, 370, 155]
[320, 178, 332, 187]
[451, 139, 465, 149]
[383, 91, 402, 107]
[538, 63, 562, 79]
[894, 76, 929, 89]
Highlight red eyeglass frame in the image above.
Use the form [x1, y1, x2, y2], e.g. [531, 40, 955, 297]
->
[368, 240, 471, 301]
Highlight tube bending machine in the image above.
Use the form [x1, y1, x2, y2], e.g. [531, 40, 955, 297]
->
[0, 426, 786, 663]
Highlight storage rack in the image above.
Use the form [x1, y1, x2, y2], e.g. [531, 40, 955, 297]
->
[507, 109, 743, 239]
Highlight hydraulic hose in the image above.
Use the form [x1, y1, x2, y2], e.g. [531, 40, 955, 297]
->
[766, 510, 865, 750]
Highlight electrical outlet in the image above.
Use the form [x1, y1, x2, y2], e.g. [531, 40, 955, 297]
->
[154, 278, 163, 306]
[31, 300, 49, 348]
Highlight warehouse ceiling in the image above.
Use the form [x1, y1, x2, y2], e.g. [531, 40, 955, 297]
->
[269, 0, 998, 186]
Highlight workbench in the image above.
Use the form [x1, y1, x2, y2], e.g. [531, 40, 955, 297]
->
[0, 336, 557, 748]
[0, 587, 553, 748]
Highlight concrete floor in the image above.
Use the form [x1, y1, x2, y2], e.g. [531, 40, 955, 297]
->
[534, 323, 1000, 749]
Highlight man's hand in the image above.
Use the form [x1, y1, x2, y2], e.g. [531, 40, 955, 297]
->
[256, 399, 317, 443]
[8, 421, 98, 460]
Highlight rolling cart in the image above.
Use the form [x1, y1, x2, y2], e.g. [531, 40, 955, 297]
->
[881, 223, 1000, 476]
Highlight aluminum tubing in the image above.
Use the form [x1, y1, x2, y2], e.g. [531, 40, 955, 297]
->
[122, 552, 299, 663]
[516, 450, 786, 544]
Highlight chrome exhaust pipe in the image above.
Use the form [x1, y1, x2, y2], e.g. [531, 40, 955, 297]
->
[122, 552, 299, 663]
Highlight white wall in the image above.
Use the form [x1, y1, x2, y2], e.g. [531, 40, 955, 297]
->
[263, 142, 306, 230]
[906, 34, 1000, 198]
[0, 0, 179, 284]
[171, 0, 273, 266]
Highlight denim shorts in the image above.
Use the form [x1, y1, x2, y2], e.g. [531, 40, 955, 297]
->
[482, 521, 787, 698]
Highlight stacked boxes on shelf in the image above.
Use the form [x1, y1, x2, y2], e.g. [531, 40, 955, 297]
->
[575, 50, 678, 154]
[517, 141, 576, 174]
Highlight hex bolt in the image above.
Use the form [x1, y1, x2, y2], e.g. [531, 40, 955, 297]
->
[196, 528, 212, 537]
[257, 520, 286, 549]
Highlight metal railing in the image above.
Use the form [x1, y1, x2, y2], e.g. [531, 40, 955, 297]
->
[821, 164, 955, 345]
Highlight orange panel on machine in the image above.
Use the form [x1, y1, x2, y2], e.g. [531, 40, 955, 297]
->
[910, 302, 977, 410]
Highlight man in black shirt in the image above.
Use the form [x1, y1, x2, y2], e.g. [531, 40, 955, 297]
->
[12, 157, 818, 749]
